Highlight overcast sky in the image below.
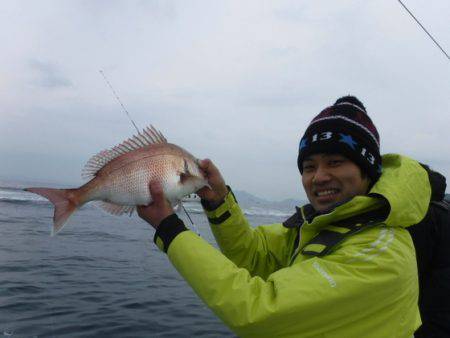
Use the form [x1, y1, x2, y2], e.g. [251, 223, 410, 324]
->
[1, 0, 449, 201]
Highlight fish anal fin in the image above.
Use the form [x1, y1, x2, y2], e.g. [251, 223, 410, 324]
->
[93, 201, 135, 216]
[81, 125, 167, 181]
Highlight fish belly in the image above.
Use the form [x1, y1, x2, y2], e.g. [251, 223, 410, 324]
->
[97, 156, 180, 206]
[103, 168, 151, 205]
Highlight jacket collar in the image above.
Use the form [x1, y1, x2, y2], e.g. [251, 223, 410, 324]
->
[283, 197, 389, 229]
[283, 204, 316, 228]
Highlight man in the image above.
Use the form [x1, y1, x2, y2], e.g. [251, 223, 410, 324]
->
[138, 96, 431, 338]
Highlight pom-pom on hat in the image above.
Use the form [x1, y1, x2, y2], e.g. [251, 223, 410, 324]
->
[297, 96, 382, 182]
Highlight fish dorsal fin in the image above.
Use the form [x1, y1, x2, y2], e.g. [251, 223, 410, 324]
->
[82, 125, 167, 180]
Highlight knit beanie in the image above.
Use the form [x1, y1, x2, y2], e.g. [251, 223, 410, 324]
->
[297, 96, 382, 182]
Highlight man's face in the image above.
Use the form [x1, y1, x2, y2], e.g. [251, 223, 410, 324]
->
[301, 153, 371, 212]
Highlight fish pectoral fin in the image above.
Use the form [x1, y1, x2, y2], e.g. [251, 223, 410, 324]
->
[93, 201, 135, 216]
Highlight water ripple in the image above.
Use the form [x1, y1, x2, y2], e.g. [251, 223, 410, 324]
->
[0, 198, 237, 337]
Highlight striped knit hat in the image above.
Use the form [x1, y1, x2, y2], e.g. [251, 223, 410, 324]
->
[297, 96, 382, 182]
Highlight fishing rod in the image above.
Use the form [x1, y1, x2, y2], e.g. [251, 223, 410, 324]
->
[99, 70, 140, 134]
[98, 70, 197, 231]
[396, 0, 449, 61]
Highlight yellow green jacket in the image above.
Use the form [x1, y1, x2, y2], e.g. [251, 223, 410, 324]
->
[157, 154, 431, 338]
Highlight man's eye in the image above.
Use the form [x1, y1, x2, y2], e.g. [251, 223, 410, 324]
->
[329, 160, 343, 166]
[303, 164, 315, 171]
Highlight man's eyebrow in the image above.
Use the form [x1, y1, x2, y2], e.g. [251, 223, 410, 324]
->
[324, 153, 346, 159]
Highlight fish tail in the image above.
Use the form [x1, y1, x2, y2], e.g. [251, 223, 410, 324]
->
[24, 187, 79, 235]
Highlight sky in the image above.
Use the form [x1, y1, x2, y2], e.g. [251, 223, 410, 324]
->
[1, 0, 449, 201]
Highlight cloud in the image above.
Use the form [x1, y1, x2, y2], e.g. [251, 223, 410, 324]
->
[0, 1, 448, 200]
[29, 59, 72, 89]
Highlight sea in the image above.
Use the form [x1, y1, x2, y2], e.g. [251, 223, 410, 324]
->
[0, 180, 293, 338]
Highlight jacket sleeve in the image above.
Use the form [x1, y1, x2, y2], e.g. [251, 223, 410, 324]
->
[165, 227, 419, 338]
[203, 191, 297, 279]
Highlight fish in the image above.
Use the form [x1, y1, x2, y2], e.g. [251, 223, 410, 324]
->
[25, 125, 208, 235]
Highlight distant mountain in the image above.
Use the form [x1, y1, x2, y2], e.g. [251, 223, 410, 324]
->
[445, 194, 450, 202]
[233, 190, 305, 211]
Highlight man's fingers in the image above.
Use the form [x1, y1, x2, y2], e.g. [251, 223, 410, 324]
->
[199, 158, 217, 176]
[198, 158, 212, 170]
[197, 186, 211, 194]
[199, 158, 224, 182]
[136, 205, 146, 216]
[196, 186, 213, 199]
[198, 159, 210, 176]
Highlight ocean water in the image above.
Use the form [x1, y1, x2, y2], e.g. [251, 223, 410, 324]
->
[0, 181, 291, 338]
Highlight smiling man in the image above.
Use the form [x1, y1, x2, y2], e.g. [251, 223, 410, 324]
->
[301, 153, 371, 212]
[297, 96, 382, 214]
[138, 96, 432, 338]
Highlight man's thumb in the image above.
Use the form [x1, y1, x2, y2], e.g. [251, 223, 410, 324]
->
[149, 181, 164, 204]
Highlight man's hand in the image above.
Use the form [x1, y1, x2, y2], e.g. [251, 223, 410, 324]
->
[137, 181, 174, 230]
[196, 159, 228, 206]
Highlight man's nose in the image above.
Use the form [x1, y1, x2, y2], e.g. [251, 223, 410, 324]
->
[312, 166, 331, 184]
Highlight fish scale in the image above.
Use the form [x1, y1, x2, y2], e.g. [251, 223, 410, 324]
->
[101, 156, 172, 205]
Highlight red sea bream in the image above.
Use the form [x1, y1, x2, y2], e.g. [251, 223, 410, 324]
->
[26, 126, 207, 235]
